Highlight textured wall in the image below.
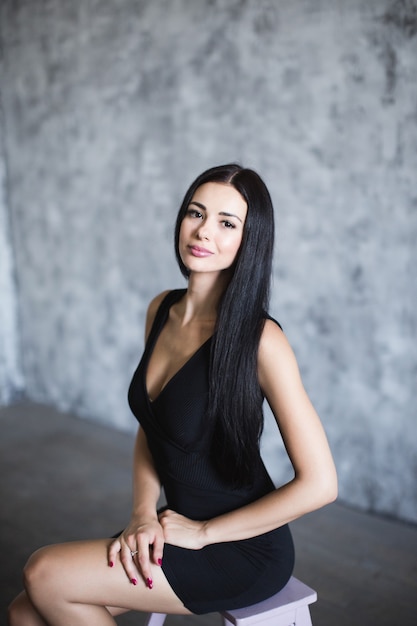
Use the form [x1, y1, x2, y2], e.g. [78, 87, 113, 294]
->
[0, 0, 416, 523]
[0, 106, 24, 403]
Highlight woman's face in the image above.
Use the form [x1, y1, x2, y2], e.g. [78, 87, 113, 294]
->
[179, 182, 248, 276]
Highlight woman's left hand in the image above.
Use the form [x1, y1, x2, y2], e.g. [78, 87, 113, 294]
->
[158, 509, 207, 550]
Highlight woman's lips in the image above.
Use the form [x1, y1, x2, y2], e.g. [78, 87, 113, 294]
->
[188, 245, 214, 258]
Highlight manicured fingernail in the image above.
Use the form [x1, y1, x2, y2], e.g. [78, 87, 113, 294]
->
[131, 578, 138, 586]
[158, 558, 163, 566]
[146, 578, 153, 589]
[109, 561, 114, 567]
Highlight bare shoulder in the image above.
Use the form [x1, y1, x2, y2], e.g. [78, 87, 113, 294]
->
[145, 290, 171, 340]
[258, 318, 302, 390]
[259, 318, 294, 360]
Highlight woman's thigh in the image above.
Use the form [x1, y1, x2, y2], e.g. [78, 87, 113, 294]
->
[24, 538, 191, 615]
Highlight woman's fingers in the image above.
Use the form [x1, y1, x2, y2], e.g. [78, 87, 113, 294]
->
[134, 533, 155, 589]
[151, 530, 164, 568]
[108, 521, 164, 588]
[107, 537, 121, 568]
[107, 533, 148, 587]
[120, 541, 143, 587]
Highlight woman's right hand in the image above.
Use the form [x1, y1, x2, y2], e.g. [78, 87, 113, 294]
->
[108, 517, 164, 588]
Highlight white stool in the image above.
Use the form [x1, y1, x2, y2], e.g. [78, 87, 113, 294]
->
[144, 576, 317, 626]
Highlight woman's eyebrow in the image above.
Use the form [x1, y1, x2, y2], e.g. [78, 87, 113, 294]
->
[189, 202, 243, 223]
[189, 201, 206, 211]
[189, 201, 243, 224]
[219, 211, 243, 223]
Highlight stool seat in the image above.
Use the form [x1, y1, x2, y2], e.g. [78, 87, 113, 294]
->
[144, 576, 317, 626]
[221, 576, 317, 626]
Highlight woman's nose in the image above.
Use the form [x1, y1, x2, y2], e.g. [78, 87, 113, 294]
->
[196, 223, 210, 240]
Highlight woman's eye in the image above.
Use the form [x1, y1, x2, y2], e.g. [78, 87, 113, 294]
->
[187, 209, 203, 219]
[222, 220, 235, 229]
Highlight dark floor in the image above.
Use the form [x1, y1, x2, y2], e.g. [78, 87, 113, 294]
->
[1, 403, 416, 626]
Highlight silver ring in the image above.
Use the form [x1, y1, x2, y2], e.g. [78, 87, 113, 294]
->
[130, 550, 138, 557]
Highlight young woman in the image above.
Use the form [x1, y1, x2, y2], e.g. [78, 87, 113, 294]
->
[8, 164, 337, 625]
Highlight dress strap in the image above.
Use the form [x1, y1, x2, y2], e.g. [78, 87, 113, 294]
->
[264, 312, 283, 331]
[145, 289, 187, 349]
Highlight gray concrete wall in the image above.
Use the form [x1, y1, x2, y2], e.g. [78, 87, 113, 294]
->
[0, 0, 416, 523]
[0, 101, 24, 403]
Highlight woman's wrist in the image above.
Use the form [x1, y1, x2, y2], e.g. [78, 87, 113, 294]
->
[200, 519, 214, 548]
[131, 505, 159, 523]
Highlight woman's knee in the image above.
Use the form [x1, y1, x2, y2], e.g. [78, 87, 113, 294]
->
[23, 546, 58, 600]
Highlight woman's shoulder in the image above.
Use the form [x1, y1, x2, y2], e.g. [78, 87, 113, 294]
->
[144, 290, 170, 339]
[258, 317, 295, 369]
[144, 289, 185, 339]
[147, 289, 171, 315]
[263, 312, 282, 331]
[260, 316, 285, 346]
[258, 316, 302, 394]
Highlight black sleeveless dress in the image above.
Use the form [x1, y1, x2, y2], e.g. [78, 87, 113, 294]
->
[127, 289, 294, 614]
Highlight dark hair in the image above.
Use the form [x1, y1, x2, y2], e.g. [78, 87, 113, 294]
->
[174, 164, 275, 486]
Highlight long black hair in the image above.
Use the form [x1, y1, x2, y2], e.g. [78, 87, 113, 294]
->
[174, 164, 275, 486]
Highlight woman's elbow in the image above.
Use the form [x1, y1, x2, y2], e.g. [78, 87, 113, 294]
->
[319, 466, 338, 505]
[304, 465, 338, 509]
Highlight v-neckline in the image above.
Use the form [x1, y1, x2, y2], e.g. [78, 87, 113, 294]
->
[145, 293, 213, 405]
[147, 338, 212, 405]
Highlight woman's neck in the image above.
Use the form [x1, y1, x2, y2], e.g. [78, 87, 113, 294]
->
[178, 271, 230, 326]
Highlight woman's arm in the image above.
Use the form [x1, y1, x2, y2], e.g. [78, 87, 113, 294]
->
[108, 427, 164, 585]
[159, 319, 337, 548]
[108, 292, 170, 584]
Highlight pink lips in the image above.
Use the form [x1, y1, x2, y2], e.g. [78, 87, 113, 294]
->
[188, 245, 214, 258]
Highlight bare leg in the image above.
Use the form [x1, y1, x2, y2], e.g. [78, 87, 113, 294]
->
[8, 590, 132, 626]
[9, 538, 191, 626]
[8, 591, 47, 626]
[8, 590, 134, 626]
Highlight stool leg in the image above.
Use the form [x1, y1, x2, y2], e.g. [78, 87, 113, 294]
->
[295, 604, 313, 626]
[143, 613, 167, 626]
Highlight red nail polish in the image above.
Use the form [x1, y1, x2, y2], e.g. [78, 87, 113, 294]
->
[131, 578, 138, 586]
[158, 558, 163, 566]
[109, 561, 114, 567]
[147, 578, 153, 589]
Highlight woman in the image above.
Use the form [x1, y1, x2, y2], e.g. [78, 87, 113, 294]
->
[8, 164, 337, 625]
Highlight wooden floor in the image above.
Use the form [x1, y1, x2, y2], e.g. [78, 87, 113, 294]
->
[1, 403, 416, 626]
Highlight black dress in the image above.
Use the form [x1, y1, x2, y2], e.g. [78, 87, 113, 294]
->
[127, 289, 294, 614]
